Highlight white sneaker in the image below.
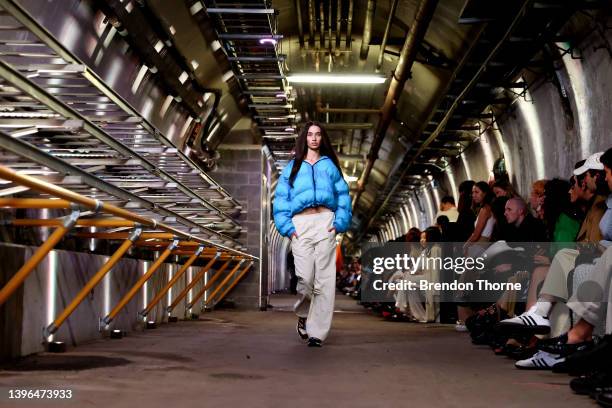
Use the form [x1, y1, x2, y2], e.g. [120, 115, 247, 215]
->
[515, 350, 565, 370]
[455, 321, 468, 332]
[497, 306, 550, 334]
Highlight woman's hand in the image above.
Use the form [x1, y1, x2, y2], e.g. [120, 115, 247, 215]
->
[291, 232, 298, 239]
[328, 227, 336, 234]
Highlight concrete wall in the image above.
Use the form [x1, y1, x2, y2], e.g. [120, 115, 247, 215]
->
[210, 147, 264, 309]
[0, 243, 231, 361]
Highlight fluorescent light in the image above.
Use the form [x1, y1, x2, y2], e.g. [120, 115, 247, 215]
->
[259, 38, 277, 45]
[287, 74, 386, 84]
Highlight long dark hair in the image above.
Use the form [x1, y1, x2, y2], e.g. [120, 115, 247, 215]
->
[457, 180, 475, 214]
[472, 181, 494, 211]
[288, 121, 343, 186]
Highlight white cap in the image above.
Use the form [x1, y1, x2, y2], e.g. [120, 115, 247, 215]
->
[574, 152, 604, 175]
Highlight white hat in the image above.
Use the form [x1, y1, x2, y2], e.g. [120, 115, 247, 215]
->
[574, 152, 604, 175]
[482, 240, 524, 261]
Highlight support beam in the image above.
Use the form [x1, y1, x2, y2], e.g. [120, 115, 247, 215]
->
[204, 260, 246, 306]
[139, 246, 208, 318]
[212, 262, 253, 306]
[0, 209, 80, 306]
[102, 240, 180, 325]
[44, 227, 142, 337]
[170, 258, 231, 313]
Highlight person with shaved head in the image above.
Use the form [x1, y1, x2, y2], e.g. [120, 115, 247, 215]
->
[504, 197, 547, 242]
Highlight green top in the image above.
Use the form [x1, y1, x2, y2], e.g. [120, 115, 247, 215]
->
[550, 212, 580, 256]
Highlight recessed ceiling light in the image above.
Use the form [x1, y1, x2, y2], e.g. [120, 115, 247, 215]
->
[287, 74, 386, 84]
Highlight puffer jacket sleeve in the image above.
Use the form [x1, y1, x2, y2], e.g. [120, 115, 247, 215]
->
[332, 165, 352, 233]
[273, 161, 296, 237]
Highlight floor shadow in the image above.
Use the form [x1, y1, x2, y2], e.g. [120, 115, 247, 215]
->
[1, 355, 131, 371]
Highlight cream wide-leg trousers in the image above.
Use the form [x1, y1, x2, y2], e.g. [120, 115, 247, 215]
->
[291, 211, 337, 341]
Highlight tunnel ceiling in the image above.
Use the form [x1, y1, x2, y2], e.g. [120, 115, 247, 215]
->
[98, 0, 608, 244]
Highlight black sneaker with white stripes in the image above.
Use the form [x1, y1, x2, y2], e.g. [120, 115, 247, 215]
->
[296, 317, 308, 341]
[307, 337, 322, 347]
[496, 306, 550, 334]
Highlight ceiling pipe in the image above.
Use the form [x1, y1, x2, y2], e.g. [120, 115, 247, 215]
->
[328, 0, 333, 50]
[308, 0, 315, 46]
[356, 2, 533, 242]
[319, 1, 325, 47]
[295, 0, 304, 47]
[376, 0, 400, 71]
[352, 0, 439, 207]
[316, 94, 381, 114]
[336, 0, 342, 48]
[347, 0, 354, 48]
[323, 123, 374, 130]
[360, 0, 376, 60]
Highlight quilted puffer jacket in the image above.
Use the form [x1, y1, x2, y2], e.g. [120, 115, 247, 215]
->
[273, 156, 352, 237]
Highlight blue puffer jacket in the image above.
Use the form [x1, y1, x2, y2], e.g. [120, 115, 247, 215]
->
[273, 156, 352, 237]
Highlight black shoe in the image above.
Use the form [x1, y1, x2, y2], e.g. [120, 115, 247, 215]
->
[307, 337, 322, 347]
[565, 335, 612, 375]
[570, 371, 612, 395]
[296, 317, 308, 340]
[596, 391, 612, 407]
[538, 334, 593, 357]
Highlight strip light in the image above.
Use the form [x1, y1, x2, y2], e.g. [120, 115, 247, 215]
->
[287, 74, 386, 84]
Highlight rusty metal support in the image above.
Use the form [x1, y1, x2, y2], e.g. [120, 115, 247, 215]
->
[353, 0, 439, 207]
[296, 0, 304, 47]
[360, 0, 376, 59]
[376, 0, 400, 71]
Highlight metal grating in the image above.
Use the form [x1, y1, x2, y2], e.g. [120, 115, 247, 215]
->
[0, 0, 248, 250]
[200, 0, 296, 166]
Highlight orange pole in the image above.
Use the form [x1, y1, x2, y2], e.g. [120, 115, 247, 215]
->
[12, 219, 136, 228]
[102, 240, 179, 325]
[204, 260, 246, 306]
[139, 246, 208, 318]
[0, 198, 71, 209]
[186, 260, 235, 310]
[75, 232, 175, 240]
[0, 209, 80, 306]
[0, 164, 256, 260]
[44, 227, 143, 337]
[169, 258, 231, 313]
[212, 262, 254, 306]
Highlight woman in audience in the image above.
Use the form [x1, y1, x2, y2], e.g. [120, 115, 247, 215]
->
[456, 180, 476, 242]
[493, 179, 518, 199]
[464, 181, 495, 255]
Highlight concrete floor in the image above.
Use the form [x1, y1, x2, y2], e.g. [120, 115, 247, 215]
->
[0, 294, 595, 408]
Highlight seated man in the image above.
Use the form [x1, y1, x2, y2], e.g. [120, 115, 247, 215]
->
[503, 197, 547, 242]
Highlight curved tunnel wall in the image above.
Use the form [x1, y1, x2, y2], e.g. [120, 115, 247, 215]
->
[378, 26, 612, 241]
